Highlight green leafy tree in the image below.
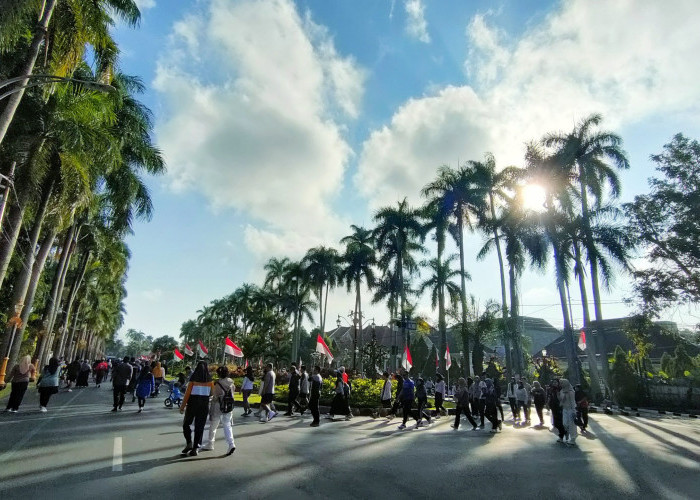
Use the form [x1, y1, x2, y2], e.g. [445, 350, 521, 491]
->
[609, 346, 640, 405]
[152, 335, 178, 356]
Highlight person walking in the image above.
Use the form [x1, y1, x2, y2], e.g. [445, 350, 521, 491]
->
[259, 363, 277, 422]
[376, 371, 392, 418]
[111, 356, 133, 411]
[135, 365, 155, 413]
[451, 378, 478, 430]
[470, 376, 484, 428]
[95, 359, 109, 388]
[284, 363, 300, 416]
[397, 373, 415, 430]
[4, 355, 35, 412]
[531, 381, 547, 426]
[180, 361, 214, 456]
[65, 359, 80, 392]
[297, 365, 309, 415]
[386, 372, 404, 420]
[559, 379, 578, 446]
[414, 377, 432, 427]
[506, 376, 519, 421]
[328, 369, 351, 421]
[574, 384, 589, 433]
[152, 361, 165, 397]
[515, 381, 529, 424]
[309, 365, 323, 427]
[76, 360, 91, 388]
[37, 358, 61, 412]
[434, 374, 446, 417]
[241, 366, 255, 417]
[202, 365, 236, 456]
[548, 379, 566, 443]
[484, 378, 502, 433]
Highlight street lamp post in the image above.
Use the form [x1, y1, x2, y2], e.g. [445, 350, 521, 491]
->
[0, 302, 25, 389]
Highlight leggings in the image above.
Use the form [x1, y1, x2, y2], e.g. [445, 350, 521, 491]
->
[138, 397, 146, 408]
[6, 381, 29, 411]
[39, 386, 57, 407]
[309, 396, 320, 423]
[401, 400, 414, 425]
[535, 402, 545, 424]
[242, 389, 252, 412]
[453, 405, 477, 429]
[434, 392, 445, 414]
[183, 396, 209, 448]
[509, 397, 519, 419]
[416, 400, 431, 423]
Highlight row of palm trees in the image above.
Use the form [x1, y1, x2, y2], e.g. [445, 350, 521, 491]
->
[190, 113, 632, 387]
[0, 1, 162, 374]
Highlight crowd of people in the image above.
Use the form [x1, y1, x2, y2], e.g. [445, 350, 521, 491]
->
[2, 355, 591, 454]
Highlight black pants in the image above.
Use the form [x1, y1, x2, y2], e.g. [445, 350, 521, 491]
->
[113, 384, 127, 409]
[470, 398, 479, 419]
[96, 372, 104, 385]
[552, 409, 565, 438]
[309, 396, 320, 423]
[509, 397, 519, 419]
[496, 400, 504, 421]
[286, 390, 299, 414]
[183, 396, 209, 448]
[39, 386, 57, 407]
[435, 392, 445, 413]
[478, 399, 486, 426]
[390, 397, 402, 416]
[6, 381, 29, 411]
[577, 407, 589, 430]
[137, 397, 146, 408]
[297, 393, 308, 413]
[454, 405, 477, 429]
[416, 399, 431, 423]
[485, 405, 500, 430]
[535, 402, 545, 424]
[401, 400, 414, 425]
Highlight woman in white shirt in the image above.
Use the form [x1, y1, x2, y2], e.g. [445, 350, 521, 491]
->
[434, 374, 446, 417]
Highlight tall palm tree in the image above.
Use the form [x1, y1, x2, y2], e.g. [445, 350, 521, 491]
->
[302, 246, 341, 336]
[339, 225, 376, 371]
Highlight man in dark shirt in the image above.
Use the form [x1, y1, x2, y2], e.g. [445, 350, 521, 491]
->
[111, 357, 133, 411]
[284, 363, 301, 416]
[309, 366, 323, 427]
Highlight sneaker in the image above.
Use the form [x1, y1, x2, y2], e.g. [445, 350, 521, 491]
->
[471, 426, 478, 431]
[566, 439, 577, 446]
[226, 446, 236, 456]
[398, 424, 406, 430]
[283, 412, 292, 417]
[325, 414, 334, 419]
[188, 448, 198, 457]
[137, 408, 142, 413]
[200, 445, 214, 451]
[451, 424, 459, 430]
[67, 389, 72, 392]
[556, 438, 564, 443]
[111, 407, 118, 412]
[345, 415, 352, 421]
[241, 412, 250, 417]
[267, 411, 277, 421]
[416, 421, 424, 428]
[181, 445, 192, 455]
[40, 406, 47, 413]
[310, 422, 320, 427]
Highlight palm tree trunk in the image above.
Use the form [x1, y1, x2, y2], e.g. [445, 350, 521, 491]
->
[489, 196, 511, 373]
[456, 210, 470, 377]
[323, 281, 330, 335]
[0, 202, 26, 291]
[0, 178, 53, 366]
[0, 0, 59, 146]
[356, 277, 363, 373]
[436, 228, 447, 373]
[9, 227, 57, 365]
[508, 263, 523, 376]
[553, 243, 580, 385]
[65, 301, 82, 361]
[57, 249, 90, 358]
[318, 285, 323, 332]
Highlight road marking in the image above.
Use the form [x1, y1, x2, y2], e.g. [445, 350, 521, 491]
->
[112, 437, 123, 472]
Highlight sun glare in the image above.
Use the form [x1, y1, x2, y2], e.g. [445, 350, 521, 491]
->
[522, 184, 547, 212]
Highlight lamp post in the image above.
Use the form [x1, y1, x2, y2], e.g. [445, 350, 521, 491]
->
[0, 302, 25, 388]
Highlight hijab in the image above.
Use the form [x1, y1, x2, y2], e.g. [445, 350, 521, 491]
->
[19, 355, 32, 375]
[190, 361, 211, 382]
[47, 357, 59, 375]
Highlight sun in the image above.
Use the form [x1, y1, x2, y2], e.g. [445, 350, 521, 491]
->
[521, 184, 547, 212]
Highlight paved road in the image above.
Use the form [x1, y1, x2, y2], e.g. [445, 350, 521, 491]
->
[0, 385, 698, 500]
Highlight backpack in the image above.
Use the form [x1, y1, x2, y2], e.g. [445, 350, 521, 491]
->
[217, 381, 234, 413]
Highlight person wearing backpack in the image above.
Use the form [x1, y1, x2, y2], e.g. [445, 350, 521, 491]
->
[202, 365, 236, 456]
[397, 373, 415, 430]
[451, 378, 478, 430]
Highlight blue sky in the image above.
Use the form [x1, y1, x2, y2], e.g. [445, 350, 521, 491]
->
[113, 0, 700, 340]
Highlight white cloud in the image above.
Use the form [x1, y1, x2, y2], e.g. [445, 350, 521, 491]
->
[141, 288, 163, 301]
[404, 0, 430, 43]
[357, 0, 700, 207]
[154, 0, 364, 259]
[135, 0, 156, 10]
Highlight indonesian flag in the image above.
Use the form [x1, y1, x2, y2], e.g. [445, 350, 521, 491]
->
[173, 348, 184, 361]
[435, 350, 439, 368]
[315, 334, 334, 362]
[184, 344, 194, 356]
[197, 340, 209, 357]
[445, 344, 452, 370]
[402, 346, 413, 370]
[258, 358, 263, 368]
[578, 330, 587, 351]
[224, 337, 244, 358]
[245, 359, 249, 368]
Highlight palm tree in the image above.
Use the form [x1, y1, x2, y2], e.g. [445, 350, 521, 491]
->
[302, 246, 341, 336]
[339, 225, 376, 371]
[373, 198, 424, 365]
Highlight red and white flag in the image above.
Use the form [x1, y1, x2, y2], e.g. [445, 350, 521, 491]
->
[197, 340, 209, 357]
[445, 344, 452, 370]
[173, 348, 184, 361]
[578, 330, 587, 351]
[258, 358, 263, 368]
[245, 359, 249, 369]
[435, 350, 439, 368]
[184, 344, 194, 356]
[402, 346, 413, 370]
[224, 337, 244, 358]
[315, 335, 334, 362]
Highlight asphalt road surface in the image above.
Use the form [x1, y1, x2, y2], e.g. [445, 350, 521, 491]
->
[0, 384, 698, 499]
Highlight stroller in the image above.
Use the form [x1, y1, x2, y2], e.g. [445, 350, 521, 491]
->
[163, 381, 183, 408]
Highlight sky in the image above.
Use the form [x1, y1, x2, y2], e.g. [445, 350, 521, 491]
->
[112, 0, 700, 341]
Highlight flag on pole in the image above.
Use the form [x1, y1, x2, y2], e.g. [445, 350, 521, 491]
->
[402, 346, 413, 370]
[578, 330, 587, 351]
[258, 358, 263, 368]
[197, 340, 209, 358]
[245, 359, 249, 369]
[184, 344, 194, 356]
[173, 348, 184, 362]
[224, 337, 244, 358]
[445, 344, 452, 370]
[435, 350, 439, 368]
[315, 335, 334, 362]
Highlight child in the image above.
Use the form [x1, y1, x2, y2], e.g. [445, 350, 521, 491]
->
[135, 366, 155, 413]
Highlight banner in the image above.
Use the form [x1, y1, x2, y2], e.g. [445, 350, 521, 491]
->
[402, 346, 413, 370]
[224, 337, 244, 358]
[445, 344, 452, 370]
[197, 340, 209, 358]
[315, 335, 334, 362]
[173, 348, 184, 361]
[184, 344, 194, 356]
[578, 330, 587, 351]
